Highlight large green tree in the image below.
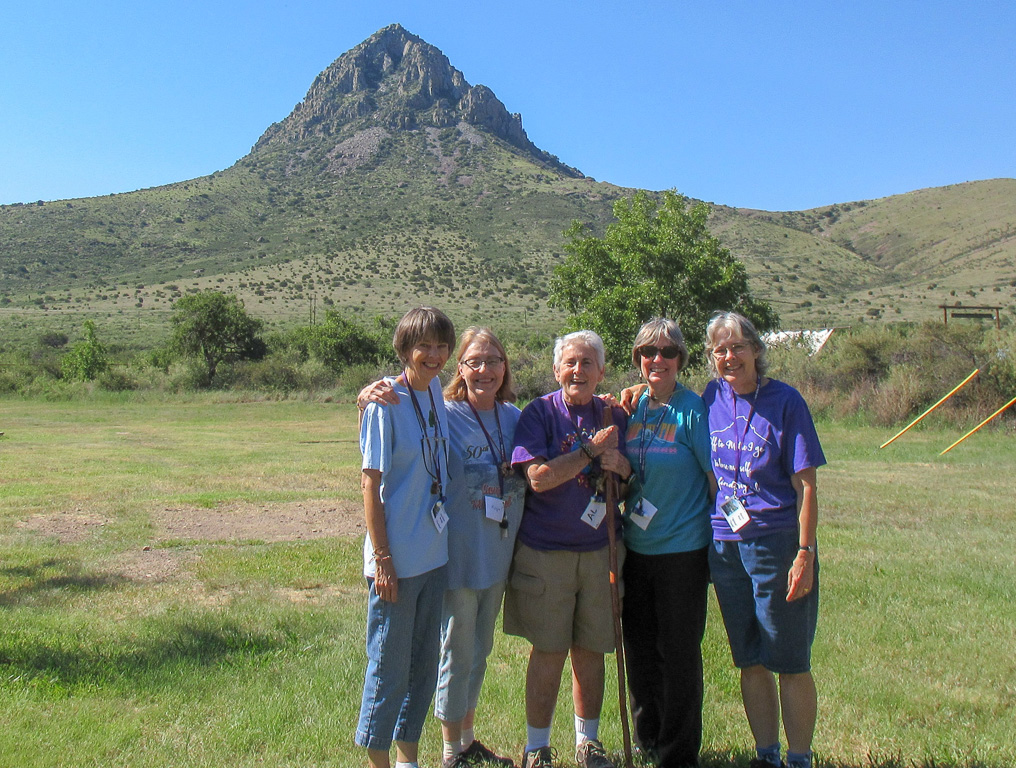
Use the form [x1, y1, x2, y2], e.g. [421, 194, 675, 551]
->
[550, 190, 778, 366]
[171, 291, 266, 385]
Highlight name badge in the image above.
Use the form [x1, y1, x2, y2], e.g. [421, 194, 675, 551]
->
[629, 497, 659, 531]
[484, 494, 505, 523]
[432, 499, 449, 533]
[720, 496, 751, 532]
[580, 496, 607, 529]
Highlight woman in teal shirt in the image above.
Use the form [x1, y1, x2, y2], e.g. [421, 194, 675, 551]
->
[623, 318, 716, 768]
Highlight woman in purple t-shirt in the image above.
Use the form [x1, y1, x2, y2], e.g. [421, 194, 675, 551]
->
[702, 312, 826, 768]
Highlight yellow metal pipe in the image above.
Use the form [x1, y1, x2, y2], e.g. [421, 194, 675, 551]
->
[940, 394, 1016, 455]
[879, 368, 980, 449]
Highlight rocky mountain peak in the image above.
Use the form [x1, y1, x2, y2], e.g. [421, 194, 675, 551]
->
[252, 24, 579, 176]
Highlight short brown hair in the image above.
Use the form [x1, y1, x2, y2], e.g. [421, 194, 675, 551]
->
[392, 307, 456, 364]
[631, 318, 689, 372]
[443, 327, 516, 403]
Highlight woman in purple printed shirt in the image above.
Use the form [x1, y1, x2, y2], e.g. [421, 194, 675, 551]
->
[701, 311, 826, 768]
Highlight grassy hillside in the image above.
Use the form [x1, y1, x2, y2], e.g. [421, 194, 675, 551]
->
[4, 167, 1014, 352]
[0, 125, 627, 350]
[732, 179, 1016, 326]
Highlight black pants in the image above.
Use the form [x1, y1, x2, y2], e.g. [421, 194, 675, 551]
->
[621, 547, 710, 768]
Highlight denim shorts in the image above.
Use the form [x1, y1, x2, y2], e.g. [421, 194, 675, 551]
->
[708, 531, 818, 674]
[433, 582, 506, 723]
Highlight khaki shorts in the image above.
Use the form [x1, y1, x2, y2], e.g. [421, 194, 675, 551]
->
[503, 542, 625, 654]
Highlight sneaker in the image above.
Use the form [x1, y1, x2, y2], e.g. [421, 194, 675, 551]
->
[523, 746, 556, 768]
[748, 759, 787, 768]
[461, 740, 516, 767]
[444, 756, 470, 768]
[575, 739, 616, 768]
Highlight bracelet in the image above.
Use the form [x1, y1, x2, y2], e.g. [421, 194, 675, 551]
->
[580, 442, 596, 461]
[798, 545, 815, 554]
[372, 547, 390, 559]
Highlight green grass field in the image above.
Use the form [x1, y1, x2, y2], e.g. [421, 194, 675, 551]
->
[1, 397, 1013, 767]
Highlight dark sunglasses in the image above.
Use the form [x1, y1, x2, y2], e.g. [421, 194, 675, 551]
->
[638, 345, 681, 360]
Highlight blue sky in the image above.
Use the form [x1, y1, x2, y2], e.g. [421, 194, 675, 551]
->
[2, 1, 1013, 210]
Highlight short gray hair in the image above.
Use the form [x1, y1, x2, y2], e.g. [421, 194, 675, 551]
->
[704, 311, 768, 378]
[631, 318, 689, 372]
[553, 330, 606, 370]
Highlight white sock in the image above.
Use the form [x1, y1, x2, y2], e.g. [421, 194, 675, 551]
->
[526, 723, 552, 752]
[460, 726, 475, 749]
[443, 739, 464, 760]
[575, 715, 599, 745]
[395, 763, 419, 768]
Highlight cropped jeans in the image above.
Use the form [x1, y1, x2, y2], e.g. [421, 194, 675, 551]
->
[355, 565, 447, 751]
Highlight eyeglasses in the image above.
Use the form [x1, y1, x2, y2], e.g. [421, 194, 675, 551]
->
[461, 357, 505, 370]
[711, 343, 752, 359]
[638, 345, 681, 360]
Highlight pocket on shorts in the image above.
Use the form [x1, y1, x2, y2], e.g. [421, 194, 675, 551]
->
[509, 569, 545, 596]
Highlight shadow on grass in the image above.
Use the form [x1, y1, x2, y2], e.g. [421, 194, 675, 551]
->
[0, 614, 292, 693]
[1, 557, 295, 693]
[0, 557, 130, 608]
[695, 749, 1009, 768]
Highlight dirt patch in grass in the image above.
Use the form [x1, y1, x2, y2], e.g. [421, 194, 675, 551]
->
[15, 510, 111, 543]
[17, 499, 364, 547]
[151, 500, 364, 543]
[13, 500, 365, 588]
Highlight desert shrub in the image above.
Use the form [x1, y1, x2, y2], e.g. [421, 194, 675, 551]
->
[98, 367, 140, 392]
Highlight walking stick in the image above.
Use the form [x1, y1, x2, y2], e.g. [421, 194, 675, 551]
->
[602, 402, 634, 768]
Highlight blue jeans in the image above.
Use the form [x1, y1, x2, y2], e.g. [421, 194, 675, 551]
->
[709, 531, 819, 674]
[355, 565, 447, 751]
[433, 582, 506, 723]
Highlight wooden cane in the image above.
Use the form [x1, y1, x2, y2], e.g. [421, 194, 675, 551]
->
[602, 401, 634, 768]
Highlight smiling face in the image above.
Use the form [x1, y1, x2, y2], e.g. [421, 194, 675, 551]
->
[638, 334, 680, 396]
[712, 327, 760, 394]
[458, 339, 505, 407]
[405, 335, 450, 390]
[554, 342, 605, 405]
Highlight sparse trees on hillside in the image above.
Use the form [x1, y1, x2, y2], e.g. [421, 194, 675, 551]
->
[550, 189, 778, 365]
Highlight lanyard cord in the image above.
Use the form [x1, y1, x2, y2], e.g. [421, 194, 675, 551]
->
[403, 373, 444, 497]
[561, 391, 603, 446]
[637, 390, 674, 481]
[467, 400, 508, 497]
[730, 377, 761, 499]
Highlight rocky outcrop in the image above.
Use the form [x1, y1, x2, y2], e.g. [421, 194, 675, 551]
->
[252, 24, 581, 177]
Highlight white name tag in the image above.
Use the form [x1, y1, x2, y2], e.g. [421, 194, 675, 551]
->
[580, 497, 607, 529]
[432, 499, 449, 533]
[484, 494, 505, 522]
[720, 496, 751, 532]
[629, 497, 659, 531]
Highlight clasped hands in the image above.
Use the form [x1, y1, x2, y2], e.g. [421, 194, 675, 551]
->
[585, 424, 630, 478]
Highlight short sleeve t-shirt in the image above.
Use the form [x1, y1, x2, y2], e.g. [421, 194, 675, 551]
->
[623, 384, 713, 555]
[359, 375, 450, 577]
[702, 377, 826, 541]
[444, 400, 526, 590]
[510, 389, 626, 552]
